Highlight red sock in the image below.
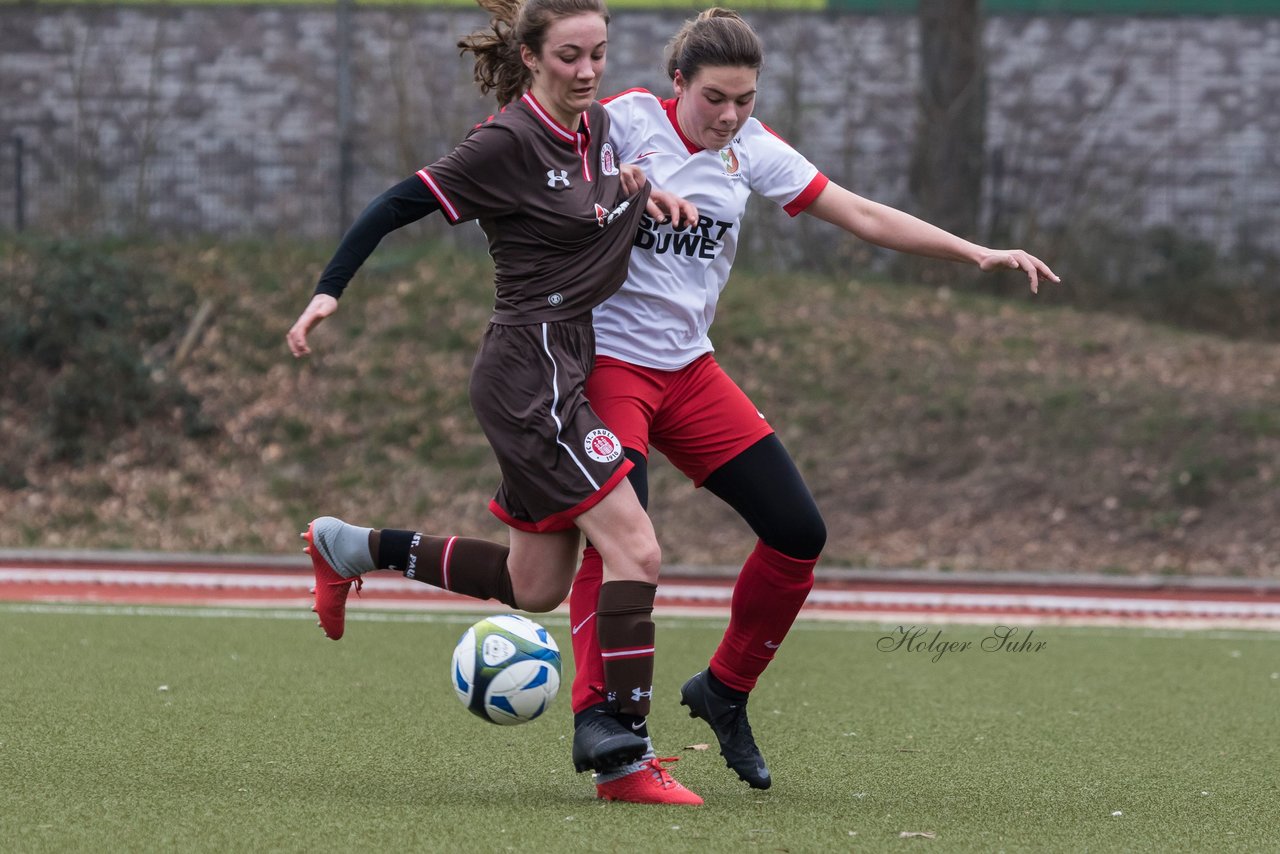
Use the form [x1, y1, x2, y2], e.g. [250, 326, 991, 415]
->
[709, 541, 817, 694]
[568, 546, 606, 714]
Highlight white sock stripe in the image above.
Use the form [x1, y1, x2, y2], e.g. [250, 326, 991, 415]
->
[600, 646, 656, 658]
[440, 536, 457, 591]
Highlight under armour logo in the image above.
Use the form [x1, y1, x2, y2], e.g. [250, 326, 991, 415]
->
[631, 687, 653, 702]
[546, 169, 570, 189]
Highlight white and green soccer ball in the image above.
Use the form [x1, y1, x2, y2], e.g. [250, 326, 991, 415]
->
[450, 614, 562, 725]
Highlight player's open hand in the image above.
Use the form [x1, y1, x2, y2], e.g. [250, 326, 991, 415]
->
[978, 249, 1061, 295]
[647, 189, 698, 230]
[620, 164, 698, 229]
[286, 293, 339, 357]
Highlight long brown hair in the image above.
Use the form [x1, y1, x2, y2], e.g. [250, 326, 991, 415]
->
[665, 7, 763, 82]
[459, 0, 611, 106]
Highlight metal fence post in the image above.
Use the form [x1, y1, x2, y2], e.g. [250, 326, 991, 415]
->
[13, 135, 25, 232]
[336, 0, 354, 237]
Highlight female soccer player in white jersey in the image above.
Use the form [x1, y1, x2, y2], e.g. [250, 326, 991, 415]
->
[567, 7, 1059, 801]
[286, 0, 702, 806]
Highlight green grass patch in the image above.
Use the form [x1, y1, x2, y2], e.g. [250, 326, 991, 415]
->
[1, 605, 1277, 852]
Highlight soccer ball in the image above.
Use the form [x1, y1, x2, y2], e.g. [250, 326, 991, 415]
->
[450, 614, 562, 725]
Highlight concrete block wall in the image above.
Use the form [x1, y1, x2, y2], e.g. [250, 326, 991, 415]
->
[1, 7, 1276, 266]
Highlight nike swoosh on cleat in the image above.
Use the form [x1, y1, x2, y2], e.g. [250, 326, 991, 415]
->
[763, 640, 780, 649]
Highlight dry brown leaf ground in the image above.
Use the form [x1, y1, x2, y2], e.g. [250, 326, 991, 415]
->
[3, 241, 1277, 577]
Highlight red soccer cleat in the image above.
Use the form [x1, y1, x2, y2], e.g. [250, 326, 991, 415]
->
[596, 757, 704, 806]
[303, 520, 362, 640]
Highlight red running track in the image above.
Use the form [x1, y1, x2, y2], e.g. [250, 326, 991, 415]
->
[2, 554, 1280, 631]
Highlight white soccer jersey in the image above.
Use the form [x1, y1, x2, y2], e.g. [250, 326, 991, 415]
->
[596, 88, 828, 370]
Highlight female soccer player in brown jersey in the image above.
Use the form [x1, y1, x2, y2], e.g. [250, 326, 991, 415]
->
[285, 0, 702, 805]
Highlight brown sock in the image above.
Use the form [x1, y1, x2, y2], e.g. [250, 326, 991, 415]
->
[372, 528, 516, 608]
[596, 580, 657, 717]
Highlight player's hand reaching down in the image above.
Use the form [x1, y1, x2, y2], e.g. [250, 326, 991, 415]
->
[621, 163, 698, 228]
[648, 189, 698, 229]
[978, 249, 1061, 295]
[286, 293, 338, 357]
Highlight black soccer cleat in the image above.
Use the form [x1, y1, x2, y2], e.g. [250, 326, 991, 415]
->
[680, 669, 772, 789]
[571, 707, 649, 773]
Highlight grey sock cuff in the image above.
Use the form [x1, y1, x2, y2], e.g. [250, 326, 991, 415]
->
[312, 517, 375, 578]
[592, 737, 656, 785]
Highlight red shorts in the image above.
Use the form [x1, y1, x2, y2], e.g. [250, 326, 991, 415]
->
[585, 353, 775, 487]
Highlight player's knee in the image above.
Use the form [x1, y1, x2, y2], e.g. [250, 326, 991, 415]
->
[765, 509, 827, 562]
[635, 538, 662, 582]
[516, 585, 568, 614]
[601, 536, 661, 584]
[513, 576, 572, 613]
[799, 512, 828, 558]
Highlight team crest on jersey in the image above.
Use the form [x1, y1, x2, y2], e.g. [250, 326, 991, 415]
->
[600, 142, 619, 176]
[594, 199, 632, 228]
[720, 146, 740, 175]
[584, 428, 622, 463]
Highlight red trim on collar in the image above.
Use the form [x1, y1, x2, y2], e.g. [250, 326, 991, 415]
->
[663, 97, 702, 155]
[521, 92, 588, 146]
[522, 92, 594, 181]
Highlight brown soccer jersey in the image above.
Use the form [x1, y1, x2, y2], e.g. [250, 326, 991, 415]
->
[417, 93, 649, 325]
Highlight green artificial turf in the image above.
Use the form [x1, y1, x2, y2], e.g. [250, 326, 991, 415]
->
[1, 605, 1276, 852]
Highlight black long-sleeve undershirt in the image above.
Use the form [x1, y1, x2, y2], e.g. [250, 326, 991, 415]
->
[313, 175, 442, 299]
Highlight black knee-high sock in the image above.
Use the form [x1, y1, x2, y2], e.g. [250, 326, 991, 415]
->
[374, 528, 516, 608]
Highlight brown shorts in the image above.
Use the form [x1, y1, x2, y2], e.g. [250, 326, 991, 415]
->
[469, 317, 634, 533]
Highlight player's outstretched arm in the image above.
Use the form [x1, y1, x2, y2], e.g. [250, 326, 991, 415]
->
[804, 181, 1060, 293]
[285, 175, 443, 356]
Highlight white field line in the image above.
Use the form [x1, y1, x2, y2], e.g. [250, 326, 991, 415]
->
[0, 568, 328, 589]
[4, 567, 1280, 619]
[3, 600, 1280, 635]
